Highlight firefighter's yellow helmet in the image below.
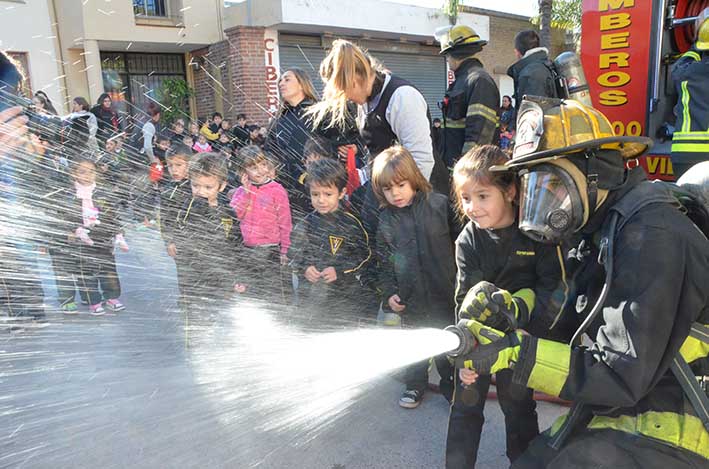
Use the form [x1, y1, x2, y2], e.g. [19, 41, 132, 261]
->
[498, 96, 652, 169]
[434, 25, 487, 55]
[695, 7, 709, 50]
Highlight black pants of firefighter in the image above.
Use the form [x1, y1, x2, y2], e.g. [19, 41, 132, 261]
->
[76, 244, 121, 306]
[446, 369, 540, 468]
[511, 428, 708, 469]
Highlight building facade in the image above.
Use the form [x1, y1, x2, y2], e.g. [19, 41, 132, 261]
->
[2, 1, 571, 124]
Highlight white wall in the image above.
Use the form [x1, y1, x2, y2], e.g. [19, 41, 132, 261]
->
[224, 0, 489, 42]
[0, 0, 66, 112]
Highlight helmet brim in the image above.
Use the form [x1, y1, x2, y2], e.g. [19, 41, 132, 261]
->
[440, 39, 488, 55]
[491, 135, 653, 172]
[696, 40, 709, 50]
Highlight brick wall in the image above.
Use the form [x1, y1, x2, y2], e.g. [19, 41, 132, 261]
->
[190, 26, 269, 126]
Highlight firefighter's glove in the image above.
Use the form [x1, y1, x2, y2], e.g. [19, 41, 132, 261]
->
[460, 281, 533, 332]
[455, 321, 523, 375]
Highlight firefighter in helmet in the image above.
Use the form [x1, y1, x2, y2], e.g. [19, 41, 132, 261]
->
[435, 25, 500, 169]
[671, 7, 709, 177]
[453, 96, 709, 468]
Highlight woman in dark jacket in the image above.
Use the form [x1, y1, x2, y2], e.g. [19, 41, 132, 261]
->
[264, 68, 319, 213]
[90, 93, 122, 146]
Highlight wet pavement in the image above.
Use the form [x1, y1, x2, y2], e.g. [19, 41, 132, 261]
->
[0, 226, 566, 469]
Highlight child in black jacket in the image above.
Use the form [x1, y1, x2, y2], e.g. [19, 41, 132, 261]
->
[173, 152, 243, 306]
[160, 145, 192, 258]
[289, 159, 371, 320]
[445, 145, 568, 468]
[372, 146, 459, 409]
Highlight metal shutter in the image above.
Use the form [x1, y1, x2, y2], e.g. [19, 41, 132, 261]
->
[278, 34, 446, 118]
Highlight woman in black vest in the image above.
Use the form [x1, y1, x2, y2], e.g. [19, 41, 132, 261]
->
[310, 39, 448, 234]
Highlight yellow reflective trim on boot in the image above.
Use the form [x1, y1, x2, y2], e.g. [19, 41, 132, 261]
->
[679, 335, 709, 364]
[443, 118, 466, 129]
[587, 412, 709, 459]
[526, 339, 571, 397]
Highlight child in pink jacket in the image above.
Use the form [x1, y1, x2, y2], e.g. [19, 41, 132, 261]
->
[230, 146, 292, 299]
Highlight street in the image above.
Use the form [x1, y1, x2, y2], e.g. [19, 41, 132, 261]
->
[0, 226, 566, 469]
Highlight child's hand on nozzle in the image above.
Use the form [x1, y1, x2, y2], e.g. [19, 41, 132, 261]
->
[388, 294, 406, 313]
[304, 266, 321, 283]
[75, 227, 94, 246]
[234, 283, 247, 294]
[320, 267, 337, 284]
[166, 242, 177, 258]
[114, 233, 129, 252]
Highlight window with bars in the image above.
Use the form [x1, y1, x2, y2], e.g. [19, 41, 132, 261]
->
[133, 0, 168, 17]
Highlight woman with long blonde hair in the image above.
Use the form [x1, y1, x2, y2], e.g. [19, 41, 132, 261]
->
[264, 67, 319, 214]
[311, 39, 447, 234]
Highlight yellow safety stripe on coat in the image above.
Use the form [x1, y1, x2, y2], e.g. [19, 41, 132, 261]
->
[466, 103, 499, 124]
[526, 339, 571, 398]
[679, 335, 709, 365]
[587, 412, 709, 459]
[683, 50, 701, 62]
[443, 118, 466, 129]
[549, 245, 570, 330]
[548, 414, 568, 437]
[512, 288, 535, 315]
[681, 81, 691, 133]
[671, 142, 709, 152]
[673, 131, 709, 140]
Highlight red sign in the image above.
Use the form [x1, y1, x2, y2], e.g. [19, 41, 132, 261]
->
[581, 0, 654, 139]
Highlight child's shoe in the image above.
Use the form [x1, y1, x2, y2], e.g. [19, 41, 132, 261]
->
[105, 299, 125, 312]
[399, 389, 424, 409]
[89, 303, 106, 316]
[61, 301, 79, 315]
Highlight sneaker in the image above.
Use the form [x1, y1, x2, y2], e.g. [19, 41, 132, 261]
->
[62, 302, 79, 315]
[105, 299, 125, 312]
[399, 389, 424, 409]
[89, 304, 106, 316]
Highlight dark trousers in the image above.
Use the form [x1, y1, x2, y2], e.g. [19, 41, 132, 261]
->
[0, 244, 46, 318]
[242, 244, 286, 302]
[446, 369, 540, 468]
[76, 244, 121, 306]
[49, 246, 82, 306]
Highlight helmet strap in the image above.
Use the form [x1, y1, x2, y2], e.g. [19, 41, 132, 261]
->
[585, 151, 599, 217]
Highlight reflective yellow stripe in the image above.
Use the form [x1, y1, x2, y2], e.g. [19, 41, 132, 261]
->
[680, 335, 709, 364]
[526, 339, 571, 397]
[443, 118, 466, 129]
[672, 131, 709, 140]
[671, 142, 709, 152]
[467, 103, 499, 124]
[681, 81, 691, 133]
[587, 412, 709, 459]
[683, 50, 701, 61]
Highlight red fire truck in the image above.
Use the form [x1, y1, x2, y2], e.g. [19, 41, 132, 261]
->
[580, 0, 709, 180]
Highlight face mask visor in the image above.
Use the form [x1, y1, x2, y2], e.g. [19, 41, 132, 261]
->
[518, 165, 582, 243]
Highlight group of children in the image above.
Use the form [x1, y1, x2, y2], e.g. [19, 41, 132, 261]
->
[37, 108, 565, 467]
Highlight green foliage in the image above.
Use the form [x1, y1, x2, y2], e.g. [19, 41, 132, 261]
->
[158, 77, 193, 125]
[532, 0, 582, 31]
[442, 0, 460, 25]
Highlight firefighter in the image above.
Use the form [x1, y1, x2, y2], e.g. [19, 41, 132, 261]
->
[671, 7, 709, 177]
[452, 96, 709, 468]
[435, 25, 500, 168]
